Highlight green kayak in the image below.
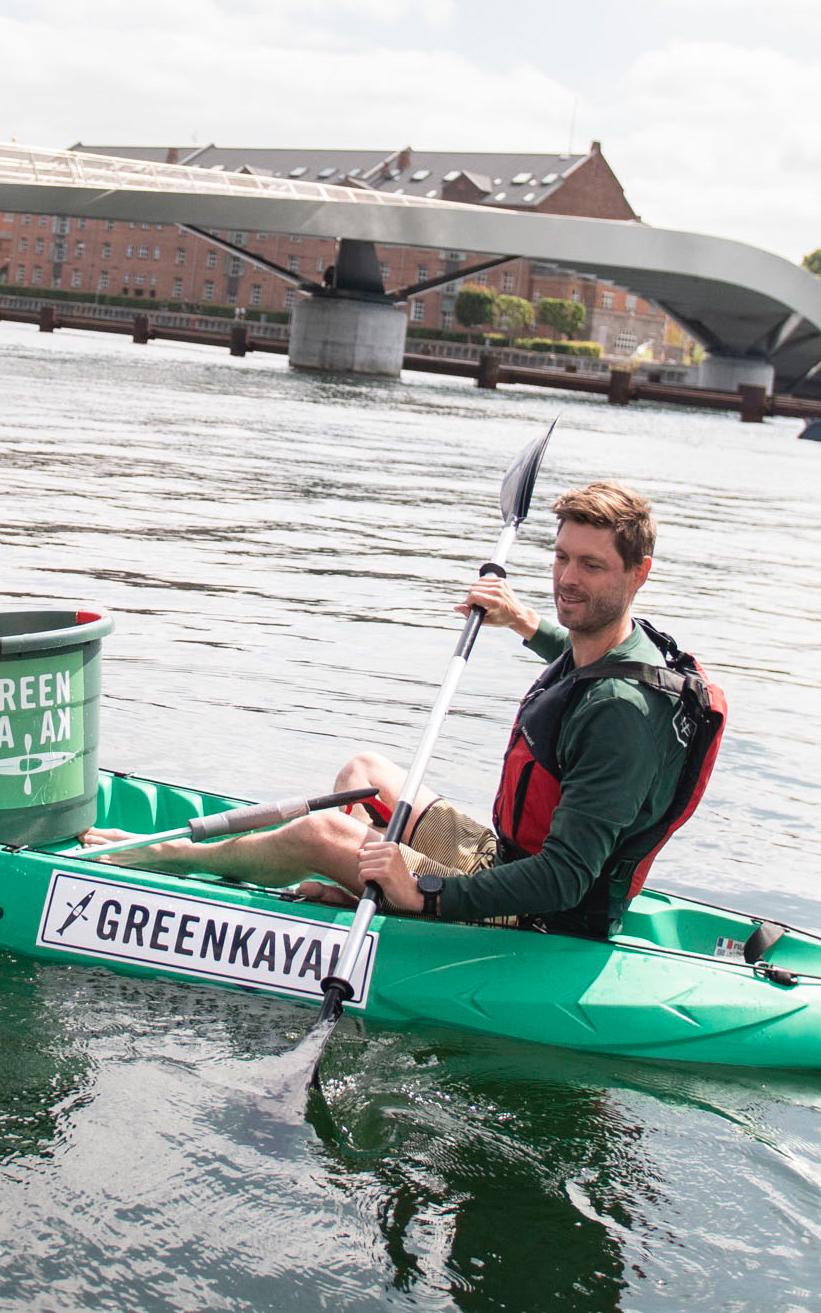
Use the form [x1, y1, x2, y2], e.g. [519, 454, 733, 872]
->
[1, 769, 819, 1071]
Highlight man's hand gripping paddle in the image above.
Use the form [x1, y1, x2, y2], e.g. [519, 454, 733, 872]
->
[307, 422, 556, 1085]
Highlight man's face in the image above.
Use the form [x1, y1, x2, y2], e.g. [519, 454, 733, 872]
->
[552, 520, 649, 635]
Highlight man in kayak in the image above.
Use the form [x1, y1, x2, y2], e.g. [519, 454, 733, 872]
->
[83, 481, 717, 934]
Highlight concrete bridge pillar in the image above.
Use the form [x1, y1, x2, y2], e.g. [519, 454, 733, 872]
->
[289, 295, 406, 376]
[696, 355, 774, 395]
[288, 237, 407, 378]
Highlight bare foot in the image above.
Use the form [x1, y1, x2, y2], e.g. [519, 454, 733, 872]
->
[296, 880, 358, 910]
[77, 828, 181, 871]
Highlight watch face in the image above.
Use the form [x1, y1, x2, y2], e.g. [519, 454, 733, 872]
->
[417, 874, 444, 895]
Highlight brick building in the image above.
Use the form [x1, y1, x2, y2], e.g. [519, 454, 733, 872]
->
[0, 141, 681, 360]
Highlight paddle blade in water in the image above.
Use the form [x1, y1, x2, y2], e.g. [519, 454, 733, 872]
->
[499, 419, 557, 526]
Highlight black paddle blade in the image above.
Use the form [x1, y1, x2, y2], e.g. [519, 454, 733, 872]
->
[499, 419, 557, 526]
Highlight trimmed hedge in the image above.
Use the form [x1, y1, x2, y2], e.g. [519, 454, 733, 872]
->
[0, 283, 289, 323]
[513, 337, 603, 358]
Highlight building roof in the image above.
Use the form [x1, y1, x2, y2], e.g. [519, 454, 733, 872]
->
[71, 144, 588, 208]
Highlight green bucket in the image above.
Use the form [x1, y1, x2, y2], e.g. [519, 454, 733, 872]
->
[0, 609, 113, 845]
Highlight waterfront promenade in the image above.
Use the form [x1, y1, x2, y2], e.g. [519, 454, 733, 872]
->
[2, 294, 819, 423]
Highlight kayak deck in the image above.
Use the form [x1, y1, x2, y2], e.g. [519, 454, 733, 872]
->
[2, 768, 820, 1070]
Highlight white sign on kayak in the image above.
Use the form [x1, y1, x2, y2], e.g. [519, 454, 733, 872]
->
[37, 871, 378, 1007]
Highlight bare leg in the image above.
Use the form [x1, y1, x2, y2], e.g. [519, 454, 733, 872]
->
[332, 751, 439, 842]
[82, 810, 372, 895]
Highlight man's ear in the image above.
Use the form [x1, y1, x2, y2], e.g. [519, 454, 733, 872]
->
[634, 555, 653, 592]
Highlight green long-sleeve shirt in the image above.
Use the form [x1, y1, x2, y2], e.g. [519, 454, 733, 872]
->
[437, 618, 687, 923]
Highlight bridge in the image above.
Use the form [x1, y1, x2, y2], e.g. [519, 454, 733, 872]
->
[1, 143, 820, 394]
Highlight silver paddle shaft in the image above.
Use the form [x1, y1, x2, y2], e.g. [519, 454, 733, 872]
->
[328, 521, 519, 990]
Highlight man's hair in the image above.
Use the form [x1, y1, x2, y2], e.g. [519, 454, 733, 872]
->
[551, 481, 656, 569]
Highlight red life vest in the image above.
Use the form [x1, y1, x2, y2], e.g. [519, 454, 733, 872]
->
[492, 619, 727, 927]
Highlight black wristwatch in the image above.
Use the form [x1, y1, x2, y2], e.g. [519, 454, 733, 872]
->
[416, 873, 444, 918]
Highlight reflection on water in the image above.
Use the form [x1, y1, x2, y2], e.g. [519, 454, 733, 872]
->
[1, 323, 820, 1312]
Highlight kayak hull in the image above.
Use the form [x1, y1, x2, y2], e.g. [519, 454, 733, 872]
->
[1, 770, 819, 1071]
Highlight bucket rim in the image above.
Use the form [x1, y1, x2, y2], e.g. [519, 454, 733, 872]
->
[0, 608, 114, 655]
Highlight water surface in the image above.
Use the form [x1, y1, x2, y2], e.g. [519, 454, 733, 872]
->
[1, 322, 820, 1312]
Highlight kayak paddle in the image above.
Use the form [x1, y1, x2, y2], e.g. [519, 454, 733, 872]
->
[61, 787, 380, 860]
[310, 421, 557, 1066]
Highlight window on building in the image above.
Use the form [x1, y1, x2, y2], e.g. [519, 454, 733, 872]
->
[614, 331, 638, 353]
[18, 238, 28, 252]
[173, 278, 183, 298]
[502, 272, 515, 292]
[135, 275, 145, 286]
[71, 269, 82, 288]
[229, 257, 242, 277]
[411, 169, 431, 182]
[287, 254, 300, 273]
[31, 266, 42, 283]
[571, 287, 580, 302]
[21, 214, 31, 225]
[35, 237, 45, 255]
[289, 234, 302, 243]
[74, 242, 85, 257]
[105, 221, 115, 232]
[51, 274, 62, 289]
[15, 264, 25, 282]
[441, 309, 454, 328]
[474, 272, 487, 285]
[232, 231, 247, 245]
[442, 170, 459, 182]
[98, 271, 109, 291]
[601, 291, 614, 309]
[175, 247, 186, 265]
[285, 289, 296, 309]
[138, 245, 149, 258]
[122, 272, 130, 284]
[206, 251, 217, 269]
[317, 167, 336, 179]
[379, 263, 390, 281]
[250, 284, 262, 305]
[54, 244, 65, 262]
[53, 217, 69, 234]
[316, 257, 325, 272]
[512, 171, 533, 185]
[203, 280, 215, 300]
[625, 294, 637, 312]
[77, 218, 86, 230]
[102, 243, 111, 259]
[153, 246, 161, 260]
[416, 265, 428, 281]
[126, 244, 134, 258]
[38, 215, 48, 227]
[411, 300, 425, 322]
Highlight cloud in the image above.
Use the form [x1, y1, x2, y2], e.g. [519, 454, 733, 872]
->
[606, 41, 821, 261]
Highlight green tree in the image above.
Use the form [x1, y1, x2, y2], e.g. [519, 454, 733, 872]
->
[454, 284, 498, 341]
[802, 249, 821, 277]
[494, 294, 535, 342]
[536, 296, 586, 339]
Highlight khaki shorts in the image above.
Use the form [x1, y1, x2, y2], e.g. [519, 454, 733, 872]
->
[398, 798, 497, 878]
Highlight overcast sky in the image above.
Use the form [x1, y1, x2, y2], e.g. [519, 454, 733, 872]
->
[1, 0, 818, 264]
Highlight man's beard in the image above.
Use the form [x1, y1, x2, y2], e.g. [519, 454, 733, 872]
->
[554, 582, 633, 635]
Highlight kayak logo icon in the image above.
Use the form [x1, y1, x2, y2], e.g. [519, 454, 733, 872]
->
[37, 871, 378, 1007]
[0, 652, 85, 809]
[0, 733, 78, 797]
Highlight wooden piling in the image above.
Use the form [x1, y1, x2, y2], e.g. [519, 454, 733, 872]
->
[229, 323, 248, 357]
[608, 368, 632, 406]
[477, 349, 500, 390]
[132, 314, 150, 344]
[738, 383, 767, 423]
